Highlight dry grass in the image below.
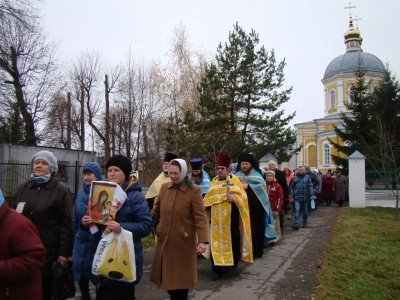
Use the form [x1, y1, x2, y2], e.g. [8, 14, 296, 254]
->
[314, 207, 400, 300]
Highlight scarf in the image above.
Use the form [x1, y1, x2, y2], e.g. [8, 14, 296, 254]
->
[31, 173, 51, 185]
[173, 175, 194, 188]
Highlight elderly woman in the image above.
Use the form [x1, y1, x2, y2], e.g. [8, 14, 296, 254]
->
[82, 155, 153, 300]
[72, 162, 103, 300]
[150, 159, 208, 300]
[14, 150, 73, 300]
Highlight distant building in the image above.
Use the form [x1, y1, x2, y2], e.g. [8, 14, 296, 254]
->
[294, 16, 386, 173]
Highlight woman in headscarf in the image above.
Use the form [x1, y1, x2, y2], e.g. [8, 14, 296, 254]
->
[150, 159, 208, 300]
[72, 162, 103, 300]
[82, 155, 153, 300]
[14, 150, 73, 300]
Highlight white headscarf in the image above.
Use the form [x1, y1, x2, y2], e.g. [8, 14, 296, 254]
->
[169, 159, 187, 183]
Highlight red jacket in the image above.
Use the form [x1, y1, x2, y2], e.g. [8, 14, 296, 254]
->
[266, 179, 284, 212]
[321, 176, 335, 198]
[0, 202, 46, 300]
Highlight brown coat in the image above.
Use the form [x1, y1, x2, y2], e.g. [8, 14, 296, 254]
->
[333, 175, 348, 201]
[150, 181, 208, 290]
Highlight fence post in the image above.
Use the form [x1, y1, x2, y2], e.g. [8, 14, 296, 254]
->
[74, 161, 79, 203]
[348, 151, 366, 208]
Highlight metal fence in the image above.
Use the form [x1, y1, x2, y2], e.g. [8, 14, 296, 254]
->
[0, 161, 84, 206]
[365, 168, 398, 190]
[0, 160, 161, 206]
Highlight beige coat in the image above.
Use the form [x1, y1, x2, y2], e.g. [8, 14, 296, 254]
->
[150, 181, 208, 290]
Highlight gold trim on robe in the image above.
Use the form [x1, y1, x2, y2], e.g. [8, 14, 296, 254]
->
[145, 172, 171, 204]
[203, 174, 253, 266]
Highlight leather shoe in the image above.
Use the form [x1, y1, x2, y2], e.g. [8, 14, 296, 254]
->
[292, 226, 299, 230]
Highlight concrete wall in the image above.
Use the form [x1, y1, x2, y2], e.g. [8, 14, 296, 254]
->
[365, 191, 399, 208]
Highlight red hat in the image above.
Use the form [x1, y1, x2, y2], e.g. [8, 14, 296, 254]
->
[216, 154, 231, 168]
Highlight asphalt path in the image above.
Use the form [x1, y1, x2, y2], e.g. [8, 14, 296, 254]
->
[74, 204, 338, 299]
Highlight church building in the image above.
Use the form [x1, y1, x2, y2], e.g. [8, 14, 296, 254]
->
[294, 16, 386, 173]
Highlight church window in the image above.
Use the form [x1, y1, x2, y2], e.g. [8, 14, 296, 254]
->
[330, 90, 336, 108]
[349, 87, 356, 105]
[324, 144, 331, 165]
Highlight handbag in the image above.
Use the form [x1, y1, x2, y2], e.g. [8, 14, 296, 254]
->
[92, 228, 136, 282]
[51, 261, 76, 300]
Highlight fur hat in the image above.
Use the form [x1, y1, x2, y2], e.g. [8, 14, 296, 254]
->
[106, 155, 132, 181]
[83, 162, 103, 180]
[31, 150, 58, 175]
[189, 158, 203, 170]
[216, 155, 231, 168]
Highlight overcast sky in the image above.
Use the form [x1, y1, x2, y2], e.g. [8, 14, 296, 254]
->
[38, 0, 400, 126]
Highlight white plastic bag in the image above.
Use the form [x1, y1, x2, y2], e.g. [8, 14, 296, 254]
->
[311, 199, 316, 210]
[92, 228, 136, 282]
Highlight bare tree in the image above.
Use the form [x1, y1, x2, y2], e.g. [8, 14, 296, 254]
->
[0, 1, 59, 145]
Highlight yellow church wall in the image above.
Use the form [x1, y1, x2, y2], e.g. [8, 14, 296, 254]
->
[325, 83, 338, 109]
[307, 145, 316, 166]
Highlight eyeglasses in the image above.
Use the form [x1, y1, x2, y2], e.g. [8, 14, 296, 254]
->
[216, 167, 226, 170]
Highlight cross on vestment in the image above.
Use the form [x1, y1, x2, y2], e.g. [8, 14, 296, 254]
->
[222, 177, 235, 195]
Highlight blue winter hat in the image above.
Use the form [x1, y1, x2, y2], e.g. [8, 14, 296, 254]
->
[0, 189, 4, 207]
[190, 158, 203, 170]
[31, 150, 58, 175]
[83, 162, 103, 180]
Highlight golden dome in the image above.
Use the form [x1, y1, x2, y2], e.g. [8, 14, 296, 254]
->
[343, 18, 362, 51]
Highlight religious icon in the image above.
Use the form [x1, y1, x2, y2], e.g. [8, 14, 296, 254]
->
[88, 182, 117, 224]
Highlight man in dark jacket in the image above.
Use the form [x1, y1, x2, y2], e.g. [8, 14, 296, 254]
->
[268, 160, 289, 234]
[0, 188, 46, 300]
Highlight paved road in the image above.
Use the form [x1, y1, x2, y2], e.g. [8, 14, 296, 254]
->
[74, 205, 338, 299]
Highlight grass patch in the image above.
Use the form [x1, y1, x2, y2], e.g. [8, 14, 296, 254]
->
[142, 233, 155, 251]
[314, 207, 400, 300]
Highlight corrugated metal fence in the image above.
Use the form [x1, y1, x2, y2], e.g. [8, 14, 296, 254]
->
[0, 161, 159, 206]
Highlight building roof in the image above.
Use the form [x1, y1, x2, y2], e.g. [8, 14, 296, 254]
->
[323, 51, 385, 80]
[348, 150, 366, 159]
[259, 153, 277, 162]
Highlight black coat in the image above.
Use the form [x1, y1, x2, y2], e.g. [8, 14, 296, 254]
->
[14, 176, 73, 276]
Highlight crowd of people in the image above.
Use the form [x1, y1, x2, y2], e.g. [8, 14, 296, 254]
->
[1, 149, 347, 300]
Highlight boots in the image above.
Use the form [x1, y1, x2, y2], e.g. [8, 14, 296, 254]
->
[78, 279, 91, 300]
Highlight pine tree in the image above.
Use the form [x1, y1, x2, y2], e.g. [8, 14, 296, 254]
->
[330, 66, 400, 174]
[197, 22, 297, 163]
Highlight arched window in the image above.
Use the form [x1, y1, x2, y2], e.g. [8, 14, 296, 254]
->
[349, 87, 356, 105]
[324, 144, 331, 165]
[330, 90, 336, 108]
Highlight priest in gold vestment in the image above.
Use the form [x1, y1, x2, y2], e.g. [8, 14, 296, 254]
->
[145, 152, 178, 210]
[203, 154, 253, 281]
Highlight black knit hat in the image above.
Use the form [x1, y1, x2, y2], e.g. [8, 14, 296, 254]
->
[106, 155, 132, 181]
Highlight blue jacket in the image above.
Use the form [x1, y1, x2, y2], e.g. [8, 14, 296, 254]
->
[72, 185, 97, 280]
[289, 174, 314, 202]
[91, 180, 153, 288]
